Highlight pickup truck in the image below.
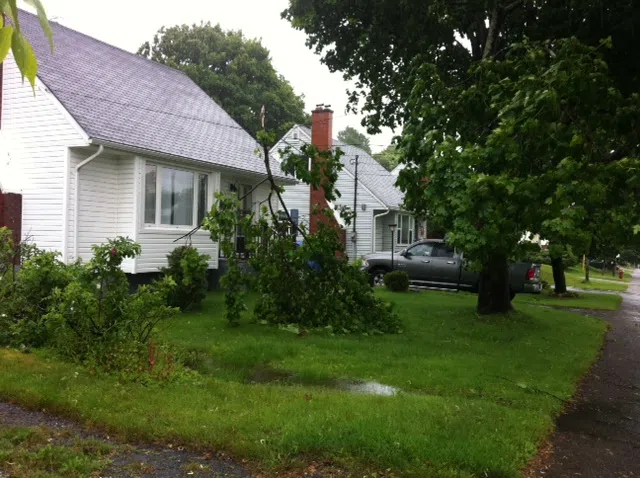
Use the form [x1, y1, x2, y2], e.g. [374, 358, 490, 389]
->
[362, 239, 542, 298]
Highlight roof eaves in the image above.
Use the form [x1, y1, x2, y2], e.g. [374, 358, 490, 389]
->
[89, 137, 296, 184]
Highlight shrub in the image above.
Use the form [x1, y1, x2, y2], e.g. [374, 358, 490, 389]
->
[384, 271, 410, 292]
[84, 340, 200, 385]
[249, 222, 402, 335]
[0, 227, 13, 281]
[44, 237, 178, 362]
[5, 252, 78, 347]
[162, 246, 210, 311]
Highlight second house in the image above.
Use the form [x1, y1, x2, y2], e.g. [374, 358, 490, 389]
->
[271, 107, 427, 259]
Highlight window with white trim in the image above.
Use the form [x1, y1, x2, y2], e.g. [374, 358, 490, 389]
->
[144, 164, 209, 227]
[396, 214, 415, 245]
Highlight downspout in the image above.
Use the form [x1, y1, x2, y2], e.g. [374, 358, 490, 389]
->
[372, 208, 391, 253]
[73, 145, 104, 261]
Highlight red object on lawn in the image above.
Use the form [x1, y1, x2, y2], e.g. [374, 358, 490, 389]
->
[619, 270, 624, 279]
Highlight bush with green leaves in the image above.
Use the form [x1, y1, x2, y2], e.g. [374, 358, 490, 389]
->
[0, 228, 78, 346]
[248, 219, 401, 335]
[162, 246, 210, 311]
[3, 252, 79, 347]
[0, 227, 16, 297]
[384, 271, 410, 292]
[203, 192, 253, 326]
[202, 132, 402, 334]
[44, 237, 178, 362]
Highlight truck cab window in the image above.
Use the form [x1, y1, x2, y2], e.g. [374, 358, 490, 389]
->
[432, 244, 455, 258]
[408, 243, 434, 257]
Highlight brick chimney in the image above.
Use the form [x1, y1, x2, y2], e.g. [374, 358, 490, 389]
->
[309, 104, 334, 235]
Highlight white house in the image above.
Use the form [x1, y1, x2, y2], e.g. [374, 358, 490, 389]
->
[271, 118, 425, 259]
[0, 11, 288, 275]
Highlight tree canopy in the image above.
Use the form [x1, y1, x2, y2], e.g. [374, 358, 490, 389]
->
[373, 144, 400, 172]
[284, 0, 640, 313]
[138, 23, 309, 138]
[337, 126, 371, 154]
[284, 0, 640, 133]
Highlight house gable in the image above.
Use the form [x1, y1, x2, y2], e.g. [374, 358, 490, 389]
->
[1, 55, 88, 256]
[17, 9, 286, 180]
[273, 124, 396, 257]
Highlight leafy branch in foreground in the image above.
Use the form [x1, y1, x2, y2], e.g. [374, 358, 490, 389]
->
[201, 128, 401, 334]
[1, 0, 53, 88]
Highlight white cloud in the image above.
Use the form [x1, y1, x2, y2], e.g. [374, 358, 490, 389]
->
[38, 0, 396, 152]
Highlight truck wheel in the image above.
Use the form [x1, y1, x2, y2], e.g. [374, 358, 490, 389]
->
[370, 268, 388, 287]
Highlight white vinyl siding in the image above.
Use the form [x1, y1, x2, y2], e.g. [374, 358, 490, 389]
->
[67, 149, 136, 272]
[1, 57, 86, 254]
[374, 211, 394, 252]
[135, 230, 218, 273]
[272, 126, 393, 259]
[135, 171, 274, 273]
[333, 170, 382, 259]
[135, 157, 219, 273]
[271, 128, 311, 238]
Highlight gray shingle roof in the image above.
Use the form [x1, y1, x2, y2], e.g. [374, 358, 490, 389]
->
[19, 10, 285, 179]
[298, 126, 404, 209]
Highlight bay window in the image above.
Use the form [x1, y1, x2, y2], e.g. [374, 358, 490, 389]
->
[144, 163, 209, 227]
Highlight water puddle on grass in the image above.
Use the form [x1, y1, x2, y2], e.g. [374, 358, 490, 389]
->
[245, 365, 400, 396]
[332, 380, 400, 397]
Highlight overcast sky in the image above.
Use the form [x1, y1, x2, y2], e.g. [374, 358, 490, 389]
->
[38, 0, 395, 153]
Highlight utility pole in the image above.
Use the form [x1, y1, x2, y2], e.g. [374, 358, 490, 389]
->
[351, 155, 359, 256]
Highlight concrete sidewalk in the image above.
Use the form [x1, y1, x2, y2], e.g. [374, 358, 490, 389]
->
[532, 270, 640, 477]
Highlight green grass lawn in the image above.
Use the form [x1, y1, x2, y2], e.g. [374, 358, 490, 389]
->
[541, 265, 629, 292]
[582, 266, 633, 282]
[0, 291, 607, 477]
[515, 290, 622, 310]
[0, 426, 114, 477]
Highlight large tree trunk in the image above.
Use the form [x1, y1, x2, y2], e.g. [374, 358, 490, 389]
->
[483, 1, 501, 59]
[477, 253, 513, 315]
[551, 256, 567, 294]
[584, 256, 590, 282]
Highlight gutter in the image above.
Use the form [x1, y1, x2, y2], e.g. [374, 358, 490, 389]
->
[74, 145, 104, 261]
[372, 208, 392, 253]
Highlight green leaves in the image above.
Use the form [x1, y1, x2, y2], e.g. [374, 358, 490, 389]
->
[1, 0, 20, 29]
[0, 26, 13, 62]
[0, 1, 54, 90]
[11, 31, 37, 88]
